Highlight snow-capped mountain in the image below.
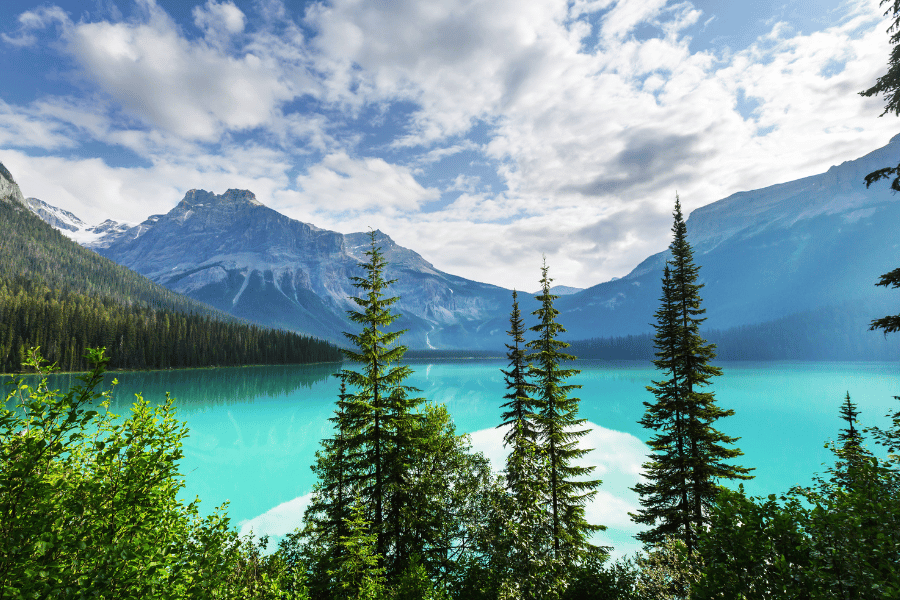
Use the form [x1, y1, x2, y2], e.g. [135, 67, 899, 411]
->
[93, 189, 512, 348]
[22, 197, 134, 249]
[19, 133, 900, 352]
[24, 197, 86, 231]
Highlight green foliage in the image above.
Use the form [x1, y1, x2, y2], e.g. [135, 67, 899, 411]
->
[632, 196, 752, 555]
[695, 455, 900, 600]
[0, 278, 341, 373]
[860, 0, 900, 189]
[394, 554, 450, 600]
[303, 231, 498, 597]
[562, 553, 641, 600]
[634, 537, 703, 600]
[0, 347, 309, 599]
[330, 496, 388, 600]
[695, 397, 900, 600]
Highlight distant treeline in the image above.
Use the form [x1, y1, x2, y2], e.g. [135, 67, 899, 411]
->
[568, 301, 900, 361]
[0, 279, 342, 372]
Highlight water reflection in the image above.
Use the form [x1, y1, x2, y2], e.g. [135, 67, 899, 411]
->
[13, 363, 340, 411]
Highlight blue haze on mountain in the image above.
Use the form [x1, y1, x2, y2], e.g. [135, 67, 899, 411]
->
[550, 134, 900, 342]
[21, 135, 900, 351]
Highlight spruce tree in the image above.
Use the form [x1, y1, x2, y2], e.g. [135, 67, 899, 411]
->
[632, 196, 752, 555]
[526, 260, 604, 569]
[499, 289, 538, 474]
[496, 289, 553, 599]
[833, 391, 872, 489]
[302, 379, 355, 591]
[341, 230, 424, 579]
[631, 265, 692, 547]
[303, 230, 424, 590]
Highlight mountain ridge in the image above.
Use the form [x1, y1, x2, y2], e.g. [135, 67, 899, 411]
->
[19, 134, 900, 353]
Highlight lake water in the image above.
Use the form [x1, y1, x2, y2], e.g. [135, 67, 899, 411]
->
[21, 359, 900, 558]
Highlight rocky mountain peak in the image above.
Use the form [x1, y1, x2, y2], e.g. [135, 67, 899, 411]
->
[0, 161, 26, 207]
[0, 162, 15, 185]
[179, 188, 263, 209]
[25, 197, 85, 231]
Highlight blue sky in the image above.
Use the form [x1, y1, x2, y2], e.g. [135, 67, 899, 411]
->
[0, 0, 895, 289]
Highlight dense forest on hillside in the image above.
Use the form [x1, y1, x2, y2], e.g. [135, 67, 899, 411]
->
[0, 192, 341, 371]
[0, 278, 341, 372]
[0, 198, 221, 315]
[569, 300, 900, 361]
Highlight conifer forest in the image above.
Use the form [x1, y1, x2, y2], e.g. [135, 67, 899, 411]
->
[4, 1, 900, 598]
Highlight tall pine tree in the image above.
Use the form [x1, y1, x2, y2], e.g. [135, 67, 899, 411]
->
[526, 260, 604, 571]
[495, 289, 553, 600]
[632, 196, 752, 555]
[631, 265, 693, 548]
[499, 290, 538, 471]
[303, 230, 424, 591]
[303, 378, 356, 594]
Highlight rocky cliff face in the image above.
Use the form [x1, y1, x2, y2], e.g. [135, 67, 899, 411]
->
[21, 134, 900, 349]
[0, 162, 26, 207]
[25, 197, 85, 231]
[97, 189, 512, 348]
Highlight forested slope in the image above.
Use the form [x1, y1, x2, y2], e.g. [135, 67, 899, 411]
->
[0, 169, 341, 371]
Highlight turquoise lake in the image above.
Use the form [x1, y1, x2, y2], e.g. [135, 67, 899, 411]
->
[22, 359, 900, 557]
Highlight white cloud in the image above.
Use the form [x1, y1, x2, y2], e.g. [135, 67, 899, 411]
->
[193, 0, 246, 37]
[1, 0, 897, 290]
[66, 8, 291, 139]
[0, 99, 79, 150]
[291, 152, 440, 214]
[1, 5, 69, 47]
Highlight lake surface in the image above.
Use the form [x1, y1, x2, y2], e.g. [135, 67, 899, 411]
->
[20, 359, 899, 557]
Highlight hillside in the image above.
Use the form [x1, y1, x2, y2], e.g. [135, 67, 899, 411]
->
[0, 163, 341, 370]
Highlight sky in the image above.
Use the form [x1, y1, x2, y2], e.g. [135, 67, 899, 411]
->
[0, 0, 897, 290]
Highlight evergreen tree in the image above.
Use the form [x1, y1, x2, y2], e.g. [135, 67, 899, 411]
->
[499, 290, 538, 476]
[632, 196, 752, 555]
[330, 495, 388, 600]
[526, 260, 604, 572]
[493, 289, 555, 599]
[338, 230, 423, 579]
[833, 391, 872, 490]
[838, 391, 864, 454]
[302, 379, 355, 593]
[631, 265, 692, 549]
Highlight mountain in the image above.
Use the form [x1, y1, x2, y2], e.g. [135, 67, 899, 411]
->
[91, 189, 512, 349]
[554, 134, 900, 342]
[0, 163, 25, 207]
[24, 197, 86, 231]
[532, 285, 585, 296]
[23, 134, 900, 355]
[0, 162, 340, 371]
[23, 196, 135, 248]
